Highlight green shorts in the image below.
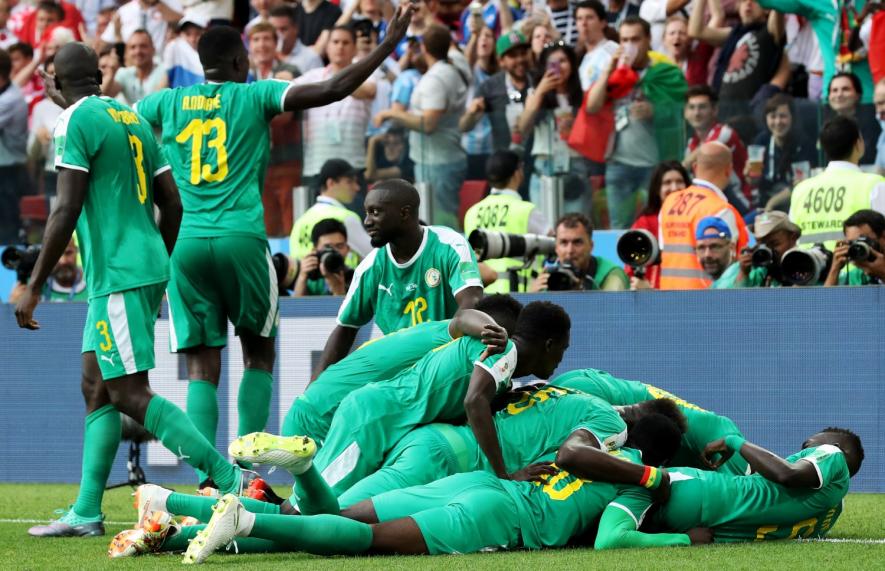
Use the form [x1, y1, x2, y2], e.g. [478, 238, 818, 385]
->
[82, 283, 165, 380]
[371, 471, 522, 555]
[166, 236, 279, 351]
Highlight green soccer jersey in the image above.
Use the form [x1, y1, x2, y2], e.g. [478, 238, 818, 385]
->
[337, 226, 482, 334]
[136, 80, 292, 240]
[504, 447, 650, 549]
[490, 385, 627, 474]
[660, 445, 850, 542]
[553, 369, 748, 473]
[54, 96, 170, 299]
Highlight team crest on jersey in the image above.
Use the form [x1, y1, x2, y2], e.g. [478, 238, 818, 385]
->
[425, 268, 441, 288]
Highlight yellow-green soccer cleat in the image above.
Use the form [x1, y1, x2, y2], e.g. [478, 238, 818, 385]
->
[182, 494, 243, 565]
[228, 433, 316, 475]
[108, 511, 174, 558]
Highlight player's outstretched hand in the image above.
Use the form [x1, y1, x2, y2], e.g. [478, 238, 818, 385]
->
[687, 527, 713, 545]
[14, 287, 41, 330]
[701, 438, 733, 470]
[385, 1, 417, 45]
[38, 69, 68, 109]
[509, 462, 558, 483]
[479, 323, 508, 355]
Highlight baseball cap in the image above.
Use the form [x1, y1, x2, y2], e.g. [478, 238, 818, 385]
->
[179, 15, 209, 31]
[319, 159, 357, 184]
[696, 216, 733, 241]
[496, 30, 528, 58]
[753, 211, 801, 240]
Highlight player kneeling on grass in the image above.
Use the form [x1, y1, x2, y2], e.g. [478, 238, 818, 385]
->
[110, 410, 693, 560]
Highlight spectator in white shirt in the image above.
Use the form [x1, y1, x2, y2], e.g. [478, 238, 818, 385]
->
[27, 55, 62, 195]
[180, 0, 232, 25]
[576, 0, 618, 90]
[71, 0, 117, 37]
[102, 0, 183, 54]
[269, 4, 322, 74]
[106, 28, 166, 104]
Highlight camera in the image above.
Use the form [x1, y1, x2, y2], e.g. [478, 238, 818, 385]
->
[468, 229, 556, 261]
[272, 253, 298, 293]
[308, 246, 346, 280]
[1, 244, 42, 284]
[616, 229, 660, 276]
[544, 260, 580, 291]
[740, 244, 775, 269]
[846, 236, 879, 263]
[780, 244, 832, 286]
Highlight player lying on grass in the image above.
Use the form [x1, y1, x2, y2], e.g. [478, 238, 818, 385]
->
[589, 428, 865, 547]
[236, 385, 687, 511]
[553, 368, 752, 475]
[111, 413, 693, 560]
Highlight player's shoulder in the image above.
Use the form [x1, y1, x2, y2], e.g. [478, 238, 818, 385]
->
[352, 248, 382, 278]
[426, 225, 472, 254]
[54, 95, 103, 135]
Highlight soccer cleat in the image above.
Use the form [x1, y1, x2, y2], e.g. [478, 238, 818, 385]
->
[243, 477, 285, 505]
[197, 486, 220, 499]
[108, 511, 174, 558]
[182, 494, 245, 565]
[228, 433, 316, 476]
[133, 484, 172, 530]
[28, 507, 105, 537]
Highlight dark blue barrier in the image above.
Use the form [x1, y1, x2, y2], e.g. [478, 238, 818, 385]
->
[0, 288, 882, 492]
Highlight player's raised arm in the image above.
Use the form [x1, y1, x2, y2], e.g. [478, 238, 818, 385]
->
[152, 170, 183, 256]
[282, 2, 416, 112]
[14, 169, 88, 330]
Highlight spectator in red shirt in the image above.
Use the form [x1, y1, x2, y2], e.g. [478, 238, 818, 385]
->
[19, 0, 82, 47]
[682, 84, 752, 213]
[627, 160, 690, 290]
[661, 15, 714, 86]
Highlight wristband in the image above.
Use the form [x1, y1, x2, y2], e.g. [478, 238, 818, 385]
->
[724, 435, 746, 452]
[638, 465, 662, 490]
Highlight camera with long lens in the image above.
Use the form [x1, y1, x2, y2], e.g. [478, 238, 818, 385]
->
[272, 253, 299, 294]
[1, 245, 42, 284]
[780, 244, 832, 286]
[468, 229, 556, 261]
[543, 260, 580, 291]
[308, 245, 346, 280]
[846, 236, 879, 263]
[616, 229, 660, 277]
[741, 244, 775, 269]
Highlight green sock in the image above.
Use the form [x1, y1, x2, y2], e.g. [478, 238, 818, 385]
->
[280, 400, 306, 438]
[72, 404, 121, 517]
[250, 513, 372, 555]
[166, 493, 280, 522]
[289, 465, 340, 516]
[237, 369, 273, 436]
[143, 396, 239, 494]
[161, 525, 283, 553]
[186, 380, 218, 483]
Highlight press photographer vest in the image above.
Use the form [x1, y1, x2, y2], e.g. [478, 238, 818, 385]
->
[585, 256, 626, 291]
[463, 191, 536, 293]
[789, 165, 883, 251]
[290, 197, 361, 267]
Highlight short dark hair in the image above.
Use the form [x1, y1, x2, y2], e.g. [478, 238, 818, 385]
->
[819, 116, 861, 161]
[686, 84, 718, 105]
[821, 426, 865, 473]
[643, 160, 690, 216]
[269, 4, 298, 25]
[555, 212, 593, 239]
[329, 24, 356, 42]
[634, 398, 688, 434]
[36, 0, 64, 19]
[629, 413, 684, 467]
[197, 25, 246, 70]
[763, 92, 793, 116]
[0, 49, 10, 79]
[829, 71, 862, 99]
[475, 294, 523, 336]
[486, 150, 521, 188]
[311, 218, 348, 246]
[844, 209, 885, 237]
[513, 301, 571, 345]
[619, 15, 651, 38]
[423, 24, 451, 61]
[8, 42, 34, 60]
[574, 0, 605, 20]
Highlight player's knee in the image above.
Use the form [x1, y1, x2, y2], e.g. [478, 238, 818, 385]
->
[185, 347, 222, 382]
[242, 334, 275, 371]
[341, 500, 379, 524]
[368, 519, 429, 555]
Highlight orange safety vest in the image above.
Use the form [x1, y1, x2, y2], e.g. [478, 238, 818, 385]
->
[659, 183, 749, 290]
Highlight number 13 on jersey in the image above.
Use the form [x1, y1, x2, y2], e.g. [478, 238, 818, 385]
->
[175, 118, 229, 185]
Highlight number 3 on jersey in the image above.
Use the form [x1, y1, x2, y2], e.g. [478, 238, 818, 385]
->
[128, 135, 148, 204]
[175, 118, 229, 185]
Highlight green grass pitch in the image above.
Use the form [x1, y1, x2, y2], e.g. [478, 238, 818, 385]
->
[0, 484, 883, 570]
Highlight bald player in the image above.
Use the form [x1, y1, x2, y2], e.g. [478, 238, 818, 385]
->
[16, 43, 250, 537]
[314, 179, 484, 377]
[659, 142, 750, 289]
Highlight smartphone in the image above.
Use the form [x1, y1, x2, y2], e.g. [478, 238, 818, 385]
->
[547, 60, 561, 76]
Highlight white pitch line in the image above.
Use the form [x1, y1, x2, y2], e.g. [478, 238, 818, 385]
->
[804, 538, 885, 545]
[0, 518, 136, 525]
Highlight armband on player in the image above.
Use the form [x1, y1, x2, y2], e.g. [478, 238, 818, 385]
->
[639, 466, 663, 490]
[724, 435, 746, 453]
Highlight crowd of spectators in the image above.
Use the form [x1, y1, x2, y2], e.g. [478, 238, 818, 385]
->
[2, 0, 885, 296]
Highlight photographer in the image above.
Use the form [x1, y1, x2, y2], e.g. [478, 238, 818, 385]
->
[825, 209, 885, 286]
[294, 219, 354, 297]
[716, 211, 801, 288]
[7, 239, 87, 303]
[529, 213, 628, 292]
